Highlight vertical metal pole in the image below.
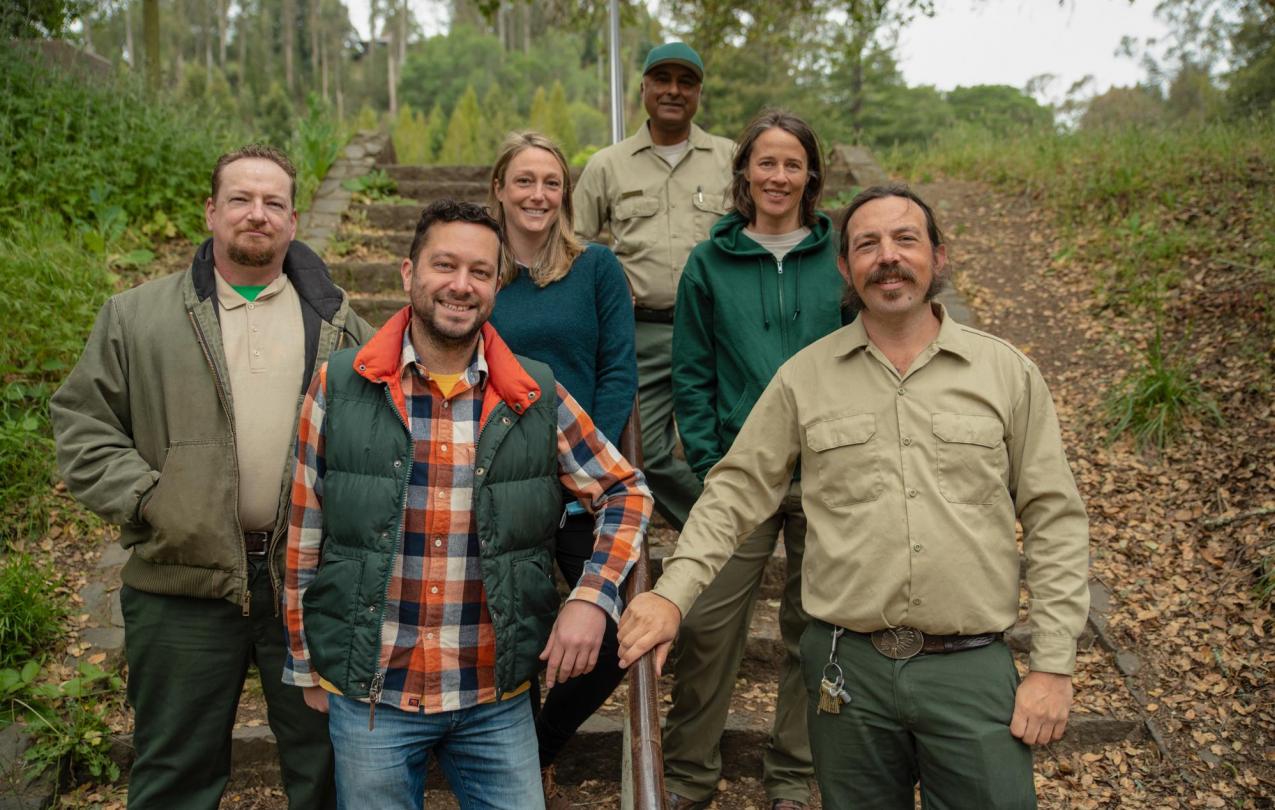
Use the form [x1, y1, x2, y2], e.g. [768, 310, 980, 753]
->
[608, 0, 625, 143]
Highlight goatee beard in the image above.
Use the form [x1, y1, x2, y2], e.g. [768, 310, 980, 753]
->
[228, 241, 277, 267]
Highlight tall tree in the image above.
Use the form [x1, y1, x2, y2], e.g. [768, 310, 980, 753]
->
[143, 0, 159, 94]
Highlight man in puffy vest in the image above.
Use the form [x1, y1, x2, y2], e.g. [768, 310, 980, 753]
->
[282, 199, 653, 809]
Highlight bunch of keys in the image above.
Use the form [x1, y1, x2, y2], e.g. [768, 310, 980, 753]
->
[817, 627, 852, 715]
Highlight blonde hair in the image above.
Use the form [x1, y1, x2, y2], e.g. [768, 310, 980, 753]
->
[489, 131, 584, 287]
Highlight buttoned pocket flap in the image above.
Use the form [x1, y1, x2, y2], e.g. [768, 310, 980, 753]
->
[614, 195, 661, 220]
[932, 413, 1002, 448]
[691, 193, 727, 216]
[806, 413, 876, 452]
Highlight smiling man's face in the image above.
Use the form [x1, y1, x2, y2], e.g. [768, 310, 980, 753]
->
[839, 195, 947, 318]
[400, 220, 500, 350]
[641, 64, 702, 139]
[205, 157, 296, 270]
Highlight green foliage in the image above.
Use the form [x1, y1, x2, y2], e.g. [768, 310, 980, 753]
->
[177, 63, 238, 121]
[392, 104, 433, 166]
[0, 555, 67, 669]
[545, 81, 577, 158]
[0, 0, 85, 36]
[439, 84, 483, 164]
[256, 81, 295, 149]
[1081, 85, 1166, 130]
[341, 169, 399, 202]
[423, 102, 449, 162]
[1, 661, 124, 784]
[292, 94, 348, 213]
[1105, 329, 1223, 452]
[947, 85, 1053, 136]
[480, 84, 514, 163]
[353, 103, 380, 132]
[0, 47, 239, 239]
[0, 226, 115, 547]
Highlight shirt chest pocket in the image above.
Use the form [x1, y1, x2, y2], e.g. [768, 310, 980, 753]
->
[612, 194, 662, 254]
[691, 190, 727, 232]
[804, 413, 882, 507]
[932, 412, 1008, 505]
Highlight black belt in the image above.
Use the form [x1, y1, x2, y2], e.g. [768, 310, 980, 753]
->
[634, 306, 674, 324]
[244, 531, 271, 556]
[859, 627, 1002, 660]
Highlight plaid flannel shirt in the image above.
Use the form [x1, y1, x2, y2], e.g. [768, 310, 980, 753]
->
[283, 319, 651, 714]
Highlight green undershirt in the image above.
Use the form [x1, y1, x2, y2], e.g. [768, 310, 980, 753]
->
[232, 284, 268, 302]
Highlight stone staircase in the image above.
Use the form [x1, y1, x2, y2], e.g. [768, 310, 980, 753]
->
[210, 155, 1156, 806]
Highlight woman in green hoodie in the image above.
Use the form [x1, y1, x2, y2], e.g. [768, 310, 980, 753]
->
[663, 110, 847, 810]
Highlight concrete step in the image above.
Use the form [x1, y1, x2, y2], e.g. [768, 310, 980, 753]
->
[384, 164, 492, 183]
[394, 179, 489, 202]
[355, 203, 425, 231]
[330, 261, 401, 295]
[348, 294, 405, 327]
[352, 230, 412, 258]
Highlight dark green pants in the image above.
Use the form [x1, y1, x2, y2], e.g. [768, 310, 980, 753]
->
[635, 320, 703, 529]
[120, 558, 335, 810]
[800, 621, 1035, 810]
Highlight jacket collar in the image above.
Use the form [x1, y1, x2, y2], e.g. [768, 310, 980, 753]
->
[629, 121, 717, 156]
[189, 238, 344, 322]
[352, 306, 544, 427]
[836, 302, 973, 362]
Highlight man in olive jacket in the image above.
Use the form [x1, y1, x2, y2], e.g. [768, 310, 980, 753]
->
[50, 145, 374, 810]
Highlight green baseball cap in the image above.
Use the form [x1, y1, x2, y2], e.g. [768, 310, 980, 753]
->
[642, 42, 705, 80]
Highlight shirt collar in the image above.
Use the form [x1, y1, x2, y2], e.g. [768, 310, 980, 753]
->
[836, 302, 974, 362]
[398, 327, 489, 389]
[631, 121, 712, 155]
[213, 268, 289, 310]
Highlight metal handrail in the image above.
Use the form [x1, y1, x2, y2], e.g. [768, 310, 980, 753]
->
[619, 404, 667, 810]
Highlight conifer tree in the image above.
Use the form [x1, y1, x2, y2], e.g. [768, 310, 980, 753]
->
[439, 85, 482, 164]
[393, 103, 431, 165]
[481, 84, 512, 165]
[547, 81, 577, 158]
[424, 101, 448, 164]
[529, 86, 551, 136]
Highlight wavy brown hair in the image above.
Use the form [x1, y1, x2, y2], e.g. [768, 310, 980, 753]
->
[730, 110, 824, 228]
[488, 131, 584, 287]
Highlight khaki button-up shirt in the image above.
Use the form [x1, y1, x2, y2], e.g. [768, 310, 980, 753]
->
[654, 305, 1090, 674]
[573, 121, 734, 310]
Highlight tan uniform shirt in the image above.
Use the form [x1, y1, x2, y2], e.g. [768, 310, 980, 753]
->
[654, 305, 1091, 674]
[573, 121, 734, 310]
[215, 271, 306, 532]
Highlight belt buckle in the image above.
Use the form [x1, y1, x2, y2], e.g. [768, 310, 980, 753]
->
[871, 627, 925, 660]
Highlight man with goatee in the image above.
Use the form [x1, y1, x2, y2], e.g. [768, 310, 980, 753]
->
[52, 145, 373, 809]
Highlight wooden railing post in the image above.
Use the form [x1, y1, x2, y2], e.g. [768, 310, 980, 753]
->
[618, 402, 667, 810]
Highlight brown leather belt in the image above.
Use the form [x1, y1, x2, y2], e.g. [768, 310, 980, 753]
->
[863, 627, 1002, 660]
[244, 531, 271, 556]
[633, 306, 674, 324]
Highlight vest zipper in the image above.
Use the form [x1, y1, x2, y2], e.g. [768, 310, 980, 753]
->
[369, 384, 412, 718]
[368, 671, 385, 731]
[188, 309, 248, 615]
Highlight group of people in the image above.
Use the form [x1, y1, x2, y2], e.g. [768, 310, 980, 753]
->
[51, 38, 1089, 810]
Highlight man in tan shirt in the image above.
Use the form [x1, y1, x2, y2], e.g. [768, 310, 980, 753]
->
[618, 186, 1090, 808]
[573, 42, 734, 530]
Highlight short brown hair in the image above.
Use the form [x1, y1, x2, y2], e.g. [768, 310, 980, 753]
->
[407, 199, 505, 269]
[838, 185, 945, 259]
[731, 110, 825, 228]
[210, 144, 298, 206]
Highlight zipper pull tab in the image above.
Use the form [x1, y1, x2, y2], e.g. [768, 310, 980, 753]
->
[241, 587, 251, 617]
[368, 672, 385, 731]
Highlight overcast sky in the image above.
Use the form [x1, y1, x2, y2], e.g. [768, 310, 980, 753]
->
[348, 0, 1169, 105]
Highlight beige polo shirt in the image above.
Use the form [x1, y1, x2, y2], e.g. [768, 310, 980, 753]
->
[215, 271, 306, 532]
[573, 121, 735, 310]
[654, 304, 1091, 675]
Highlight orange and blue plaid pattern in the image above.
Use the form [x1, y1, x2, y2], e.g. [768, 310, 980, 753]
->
[283, 328, 651, 714]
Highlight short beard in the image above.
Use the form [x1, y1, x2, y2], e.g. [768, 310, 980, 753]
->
[842, 262, 948, 314]
[227, 241, 277, 268]
[409, 287, 484, 350]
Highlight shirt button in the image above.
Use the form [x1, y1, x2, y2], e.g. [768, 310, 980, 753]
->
[433, 536, 443, 547]
[440, 444, 448, 453]
[475, 467, 485, 476]
[902, 436, 912, 446]
[442, 401, 450, 409]
[247, 303, 255, 310]
[253, 350, 261, 357]
[436, 489, 446, 498]
[367, 604, 375, 613]
[430, 586, 439, 595]
[393, 460, 402, 468]
[897, 387, 906, 396]
[907, 488, 918, 498]
[912, 544, 922, 553]
[426, 632, 434, 640]
[912, 597, 923, 606]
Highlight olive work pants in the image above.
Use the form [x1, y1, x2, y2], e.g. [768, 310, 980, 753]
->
[634, 320, 703, 529]
[664, 482, 813, 805]
[800, 621, 1036, 810]
[120, 557, 335, 810]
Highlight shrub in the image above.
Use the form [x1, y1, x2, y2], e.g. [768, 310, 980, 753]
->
[0, 555, 67, 669]
[1104, 329, 1223, 452]
[292, 94, 348, 212]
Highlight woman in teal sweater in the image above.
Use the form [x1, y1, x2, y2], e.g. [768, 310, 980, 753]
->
[664, 110, 846, 810]
[486, 131, 637, 808]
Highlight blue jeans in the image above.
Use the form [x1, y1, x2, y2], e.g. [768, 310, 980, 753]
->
[327, 692, 544, 810]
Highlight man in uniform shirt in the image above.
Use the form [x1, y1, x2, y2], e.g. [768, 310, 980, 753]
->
[51, 145, 373, 809]
[573, 41, 734, 530]
[617, 186, 1090, 809]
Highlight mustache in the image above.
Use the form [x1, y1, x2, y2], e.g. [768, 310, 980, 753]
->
[867, 265, 917, 285]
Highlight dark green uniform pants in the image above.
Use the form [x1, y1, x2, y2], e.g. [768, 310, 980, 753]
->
[120, 558, 335, 810]
[801, 621, 1036, 810]
[635, 320, 703, 529]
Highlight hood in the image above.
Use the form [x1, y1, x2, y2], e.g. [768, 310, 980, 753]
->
[708, 210, 834, 258]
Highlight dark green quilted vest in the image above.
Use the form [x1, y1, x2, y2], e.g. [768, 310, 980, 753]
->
[301, 347, 564, 697]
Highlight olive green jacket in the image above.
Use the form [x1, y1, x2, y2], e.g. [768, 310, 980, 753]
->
[50, 239, 374, 610]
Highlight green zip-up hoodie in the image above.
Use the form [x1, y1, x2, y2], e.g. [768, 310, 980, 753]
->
[672, 210, 846, 480]
[50, 239, 374, 610]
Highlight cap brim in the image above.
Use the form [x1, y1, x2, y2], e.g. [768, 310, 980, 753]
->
[644, 58, 703, 80]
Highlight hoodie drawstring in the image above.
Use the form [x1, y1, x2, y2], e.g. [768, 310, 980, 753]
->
[758, 257, 771, 330]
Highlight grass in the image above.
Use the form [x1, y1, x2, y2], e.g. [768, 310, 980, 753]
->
[1104, 328, 1224, 452]
[0, 554, 67, 670]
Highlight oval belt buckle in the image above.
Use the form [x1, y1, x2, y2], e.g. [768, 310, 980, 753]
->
[871, 626, 925, 660]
